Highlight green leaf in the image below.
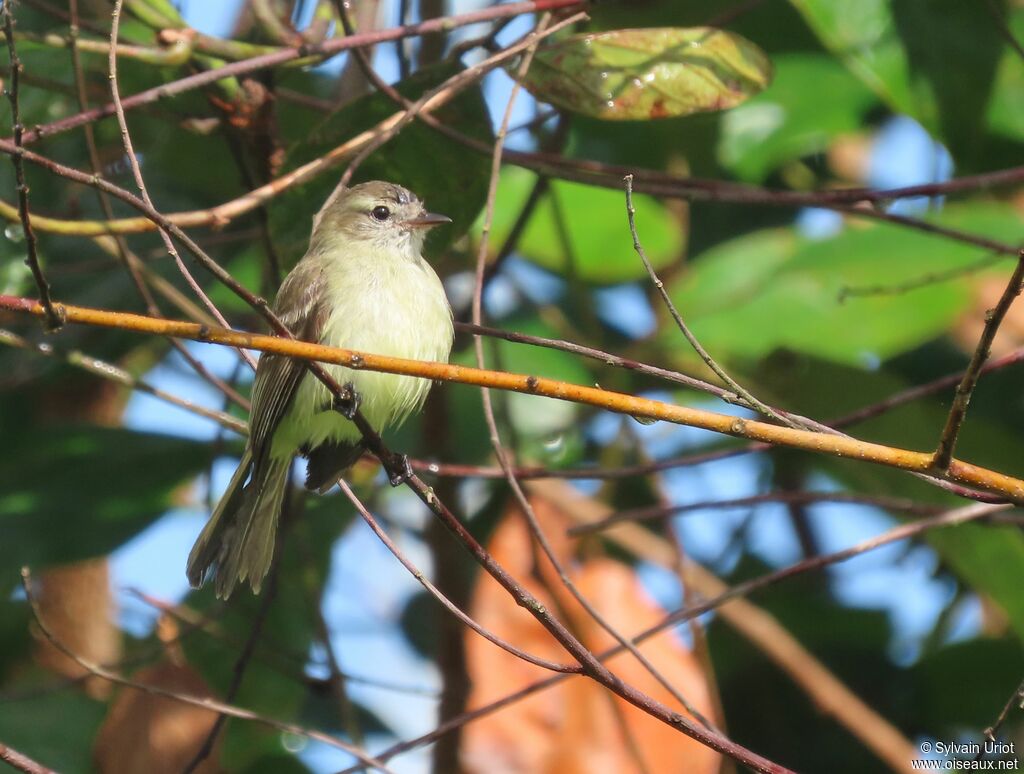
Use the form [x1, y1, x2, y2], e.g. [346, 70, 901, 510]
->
[0, 685, 105, 773]
[717, 53, 878, 182]
[275, 61, 493, 268]
[475, 167, 684, 284]
[985, 5, 1024, 144]
[788, 0, 1004, 165]
[666, 203, 1024, 366]
[515, 27, 772, 121]
[0, 426, 211, 573]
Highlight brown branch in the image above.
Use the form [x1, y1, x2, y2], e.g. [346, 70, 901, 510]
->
[933, 250, 1024, 469]
[108, 0, 255, 371]
[5, 295, 1024, 504]
[0, 21, 568, 240]
[984, 0, 1024, 65]
[344, 492, 996, 774]
[18, 0, 585, 145]
[639, 502, 1011, 640]
[981, 676, 1024, 744]
[4, 300, 790, 770]
[333, 11, 583, 191]
[839, 248, 1009, 300]
[471, 30, 718, 729]
[539, 479, 929, 774]
[18, 568, 395, 773]
[418, 335, 1024, 496]
[624, 173, 795, 428]
[2, 4, 60, 331]
[337, 480, 579, 674]
[568, 491, 947, 536]
[504, 152, 1022, 255]
[66, 0, 246, 412]
[0, 742, 55, 774]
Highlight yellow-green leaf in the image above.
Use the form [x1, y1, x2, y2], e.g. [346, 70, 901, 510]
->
[514, 27, 773, 121]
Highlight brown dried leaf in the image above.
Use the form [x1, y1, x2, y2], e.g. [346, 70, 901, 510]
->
[462, 495, 719, 774]
[93, 662, 220, 774]
[31, 559, 121, 700]
[951, 274, 1024, 357]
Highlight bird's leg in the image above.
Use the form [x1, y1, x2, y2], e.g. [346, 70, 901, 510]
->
[331, 382, 362, 420]
[386, 453, 414, 487]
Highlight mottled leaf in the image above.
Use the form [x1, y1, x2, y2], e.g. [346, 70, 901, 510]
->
[515, 27, 772, 121]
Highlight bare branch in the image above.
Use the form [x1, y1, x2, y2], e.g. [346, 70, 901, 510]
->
[18, 567, 395, 773]
[19, 0, 585, 145]
[0, 741, 55, 774]
[933, 250, 1024, 469]
[4, 295, 1024, 504]
[2, 4, 61, 331]
[625, 174, 796, 428]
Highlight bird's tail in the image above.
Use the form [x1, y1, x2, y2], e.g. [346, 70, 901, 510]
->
[186, 449, 291, 599]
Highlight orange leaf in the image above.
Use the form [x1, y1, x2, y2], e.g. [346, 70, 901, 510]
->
[463, 494, 720, 774]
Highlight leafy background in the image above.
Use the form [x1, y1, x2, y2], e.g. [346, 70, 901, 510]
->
[1, 1, 1024, 773]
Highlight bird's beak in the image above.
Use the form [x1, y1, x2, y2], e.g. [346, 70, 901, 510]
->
[403, 212, 452, 229]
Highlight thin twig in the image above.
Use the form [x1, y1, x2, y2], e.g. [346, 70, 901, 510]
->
[839, 248, 1010, 300]
[471, 16, 719, 732]
[538, 479, 924, 774]
[335, 13, 582, 191]
[625, 174, 795, 428]
[654, 502, 1011, 633]
[980, 676, 1024, 744]
[108, 0, 256, 371]
[68, 0, 248, 410]
[18, 567, 395, 773]
[569, 490, 947, 536]
[984, 0, 1024, 64]
[337, 480, 578, 673]
[0, 21, 576, 243]
[2, 4, 60, 331]
[0, 742, 55, 774]
[20, 0, 584, 145]
[0, 328, 247, 434]
[933, 250, 1024, 470]
[182, 555, 280, 774]
[344, 498, 1003, 773]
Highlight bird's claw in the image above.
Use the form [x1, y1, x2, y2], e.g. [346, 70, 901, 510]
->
[387, 453, 414, 487]
[332, 382, 361, 420]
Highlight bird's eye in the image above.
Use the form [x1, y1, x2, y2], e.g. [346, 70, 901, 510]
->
[370, 205, 391, 221]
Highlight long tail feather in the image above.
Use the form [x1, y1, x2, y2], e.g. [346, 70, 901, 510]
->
[219, 457, 290, 598]
[186, 449, 253, 589]
[186, 451, 290, 598]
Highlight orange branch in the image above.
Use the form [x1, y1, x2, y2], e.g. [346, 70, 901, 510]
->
[4, 294, 1023, 503]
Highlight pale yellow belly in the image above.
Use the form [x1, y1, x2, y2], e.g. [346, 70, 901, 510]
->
[269, 255, 452, 459]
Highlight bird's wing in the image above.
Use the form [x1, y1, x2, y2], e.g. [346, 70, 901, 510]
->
[248, 258, 329, 460]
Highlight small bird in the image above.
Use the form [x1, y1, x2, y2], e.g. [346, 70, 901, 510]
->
[187, 181, 454, 598]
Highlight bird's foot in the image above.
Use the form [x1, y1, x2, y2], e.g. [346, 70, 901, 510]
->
[331, 382, 362, 420]
[386, 453, 414, 487]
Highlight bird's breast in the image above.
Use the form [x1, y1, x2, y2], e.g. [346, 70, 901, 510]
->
[276, 249, 453, 455]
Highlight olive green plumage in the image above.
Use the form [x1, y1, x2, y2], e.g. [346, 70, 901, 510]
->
[187, 181, 454, 598]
